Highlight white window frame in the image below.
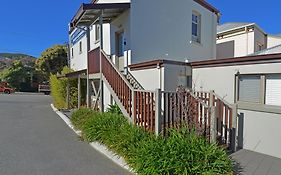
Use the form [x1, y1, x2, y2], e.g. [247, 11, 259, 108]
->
[236, 73, 281, 107]
[191, 11, 201, 44]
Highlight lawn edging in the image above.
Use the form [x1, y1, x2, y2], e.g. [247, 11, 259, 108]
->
[50, 104, 133, 173]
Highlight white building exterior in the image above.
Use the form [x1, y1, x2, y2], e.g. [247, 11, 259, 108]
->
[192, 54, 281, 159]
[267, 34, 281, 48]
[67, 0, 281, 160]
[216, 23, 267, 59]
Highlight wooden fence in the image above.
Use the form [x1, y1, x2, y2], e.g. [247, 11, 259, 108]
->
[195, 91, 236, 148]
[89, 48, 237, 151]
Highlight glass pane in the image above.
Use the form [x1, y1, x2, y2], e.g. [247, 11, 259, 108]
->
[192, 14, 198, 23]
[192, 23, 198, 36]
[238, 75, 261, 103]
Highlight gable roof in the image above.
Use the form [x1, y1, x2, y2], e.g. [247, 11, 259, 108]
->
[251, 44, 281, 56]
[217, 22, 253, 34]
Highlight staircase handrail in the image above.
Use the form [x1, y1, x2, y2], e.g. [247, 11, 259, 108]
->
[100, 49, 134, 91]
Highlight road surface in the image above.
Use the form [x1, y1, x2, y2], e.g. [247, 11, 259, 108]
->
[0, 93, 131, 175]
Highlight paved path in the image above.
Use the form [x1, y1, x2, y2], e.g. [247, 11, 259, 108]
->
[0, 93, 131, 175]
[231, 149, 281, 175]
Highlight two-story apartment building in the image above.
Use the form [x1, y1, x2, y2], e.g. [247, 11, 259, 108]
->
[69, 0, 219, 110]
[67, 0, 281, 160]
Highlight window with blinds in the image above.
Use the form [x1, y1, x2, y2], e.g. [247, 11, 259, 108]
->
[266, 75, 281, 106]
[238, 75, 261, 103]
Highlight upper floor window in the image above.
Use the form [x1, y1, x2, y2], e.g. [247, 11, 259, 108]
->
[79, 41, 82, 54]
[192, 11, 201, 43]
[257, 43, 263, 51]
[95, 25, 100, 42]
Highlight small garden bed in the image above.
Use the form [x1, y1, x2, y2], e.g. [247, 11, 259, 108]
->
[71, 108, 233, 175]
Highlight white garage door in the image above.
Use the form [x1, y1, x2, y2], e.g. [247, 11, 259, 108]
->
[266, 75, 281, 106]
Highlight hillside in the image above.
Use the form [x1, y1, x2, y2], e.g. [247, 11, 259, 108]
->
[0, 53, 36, 70]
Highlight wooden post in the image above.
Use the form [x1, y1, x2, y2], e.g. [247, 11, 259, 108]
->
[78, 76, 81, 109]
[86, 26, 91, 108]
[231, 103, 238, 152]
[155, 89, 162, 136]
[131, 90, 135, 123]
[209, 90, 217, 143]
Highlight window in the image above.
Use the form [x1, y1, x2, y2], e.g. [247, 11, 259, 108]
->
[238, 75, 261, 103]
[192, 12, 201, 43]
[79, 41, 82, 54]
[95, 25, 100, 42]
[236, 74, 281, 107]
[266, 75, 281, 106]
[257, 43, 263, 51]
[71, 48, 74, 57]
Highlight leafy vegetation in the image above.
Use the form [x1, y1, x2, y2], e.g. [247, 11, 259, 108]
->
[0, 60, 40, 91]
[106, 104, 122, 114]
[71, 109, 233, 175]
[36, 45, 68, 80]
[50, 66, 86, 109]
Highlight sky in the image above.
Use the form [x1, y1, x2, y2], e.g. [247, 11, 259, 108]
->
[0, 0, 280, 58]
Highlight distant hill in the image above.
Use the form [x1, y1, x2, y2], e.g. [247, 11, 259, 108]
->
[0, 53, 36, 70]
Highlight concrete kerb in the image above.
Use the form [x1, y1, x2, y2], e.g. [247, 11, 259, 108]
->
[50, 104, 133, 173]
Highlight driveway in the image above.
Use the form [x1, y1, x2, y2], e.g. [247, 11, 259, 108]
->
[0, 93, 131, 175]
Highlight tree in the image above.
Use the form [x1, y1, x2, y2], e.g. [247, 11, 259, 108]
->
[36, 45, 68, 81]
[0, 60, 30, 90]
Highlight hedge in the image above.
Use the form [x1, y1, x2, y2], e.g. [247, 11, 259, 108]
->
[71, 109, 233, 175]
[49, 66, 86, 109]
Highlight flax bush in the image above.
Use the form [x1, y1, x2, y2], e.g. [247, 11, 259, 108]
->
[71, 109, 233, 175]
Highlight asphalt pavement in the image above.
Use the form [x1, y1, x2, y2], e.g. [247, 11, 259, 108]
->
[0, 93, 131, 175]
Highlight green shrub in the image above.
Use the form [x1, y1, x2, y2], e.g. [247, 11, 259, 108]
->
[71, 109, 233, 175]
[106, 104, 122, 114]
[50, 66, 86, 109]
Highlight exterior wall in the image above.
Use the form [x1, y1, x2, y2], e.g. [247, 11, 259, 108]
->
[217, 31, 255, 58]
[254, 28, 267, 52]
[110, 10, 131, 68]
[163, 64, 192, 91]
[216, 41, 234, 59]
[239, 109, 281, 159]
[193, 62, 281, 158]
[131, 0, 217, 64]
[130, 67, 164, 91]
[192, 62, 281, 103]
[103, 81, 112, 111]
[69, 24, 111, 71]
[267, 36, 281, 48]
[70, 34, 88, 71]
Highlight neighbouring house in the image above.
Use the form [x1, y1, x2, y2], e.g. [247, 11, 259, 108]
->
[216, 23, 267, 59]
[66, 0, 281, 160]
[216, 22, 281, 59]
[267, 34, 281, 48]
